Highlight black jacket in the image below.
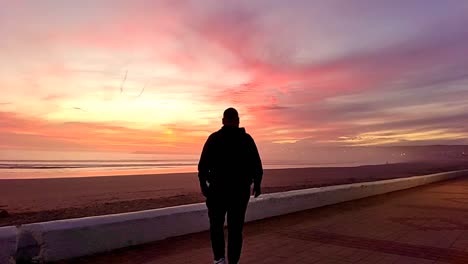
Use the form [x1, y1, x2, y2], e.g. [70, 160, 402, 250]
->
[198, 126, 263, 191]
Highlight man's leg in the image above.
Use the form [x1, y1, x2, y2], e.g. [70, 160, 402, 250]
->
[207, 196, 227, 261]
[227, 190, 250, 263]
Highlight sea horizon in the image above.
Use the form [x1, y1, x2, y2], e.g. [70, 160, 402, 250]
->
[0, 158, 392, 180]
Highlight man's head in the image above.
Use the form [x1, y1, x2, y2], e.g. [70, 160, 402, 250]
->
[222, 107, 240, 127]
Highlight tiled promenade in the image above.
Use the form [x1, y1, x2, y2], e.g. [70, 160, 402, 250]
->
[63, 176, 468, 263]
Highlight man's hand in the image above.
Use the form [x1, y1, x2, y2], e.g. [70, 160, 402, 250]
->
[253, 185, 261, 198]
[200, 182, 209, 198]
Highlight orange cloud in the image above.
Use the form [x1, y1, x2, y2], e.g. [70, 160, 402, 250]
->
[0, 111, 208, 154]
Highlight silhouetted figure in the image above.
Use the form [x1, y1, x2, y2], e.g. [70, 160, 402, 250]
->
[198, 108, 263, 264]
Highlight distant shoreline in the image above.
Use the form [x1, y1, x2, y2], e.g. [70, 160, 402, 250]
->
[1, 161, 468, 227]
[0, 161, 389, 180]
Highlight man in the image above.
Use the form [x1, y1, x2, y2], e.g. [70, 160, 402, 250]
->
[198, 107, 263, 264]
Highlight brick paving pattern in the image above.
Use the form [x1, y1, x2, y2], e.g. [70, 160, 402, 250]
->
[62, 176, 468, 263]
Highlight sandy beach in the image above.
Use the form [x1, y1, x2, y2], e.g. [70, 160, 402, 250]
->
[1, 161, 467, 227]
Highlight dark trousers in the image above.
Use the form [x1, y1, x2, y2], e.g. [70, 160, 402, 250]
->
[206, 186, 250, 263]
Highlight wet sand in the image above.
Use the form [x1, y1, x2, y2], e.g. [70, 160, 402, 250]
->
[1, 161, 467, 226]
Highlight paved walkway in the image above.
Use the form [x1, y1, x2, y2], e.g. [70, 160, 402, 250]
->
[63, 177, 468, 264]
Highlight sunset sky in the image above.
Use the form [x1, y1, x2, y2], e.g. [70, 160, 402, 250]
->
[1, 0, 468, 160]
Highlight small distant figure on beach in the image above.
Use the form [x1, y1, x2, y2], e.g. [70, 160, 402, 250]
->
[198, 107, 263, 264]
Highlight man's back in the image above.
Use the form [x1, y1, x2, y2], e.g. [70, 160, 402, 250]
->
[198, 126, 262, 189]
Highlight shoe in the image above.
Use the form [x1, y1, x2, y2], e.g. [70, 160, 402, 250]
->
[214, 257, 226, 264]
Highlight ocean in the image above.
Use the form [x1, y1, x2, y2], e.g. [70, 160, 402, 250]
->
[1, 146, 439, 179]
[0, 159, 378, 179]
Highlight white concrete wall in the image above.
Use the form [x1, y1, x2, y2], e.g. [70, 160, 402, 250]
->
[0, 226, 18, 264]
[16, 170, 468, 262]
[18, 203, 209, 262]
[246, 170, 467, 221]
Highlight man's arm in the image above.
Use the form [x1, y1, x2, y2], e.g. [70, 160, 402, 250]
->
[198, 134, 213, 197]
[248, 135, 263, 197]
